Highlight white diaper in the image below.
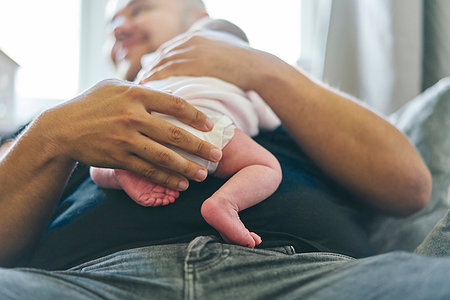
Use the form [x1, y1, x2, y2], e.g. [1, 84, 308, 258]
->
[152, 108, 235, 173]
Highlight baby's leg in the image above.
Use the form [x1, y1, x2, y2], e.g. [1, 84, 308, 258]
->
[201, 129, 282, 248]
[90, 167, 179, 207]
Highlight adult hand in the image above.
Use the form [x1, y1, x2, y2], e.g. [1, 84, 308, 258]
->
[140, 32, 432, 216]
[40, 79, 222, 191]
[139, 33, 274, 91]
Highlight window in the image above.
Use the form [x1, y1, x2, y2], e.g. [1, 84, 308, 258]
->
[0, 0, 302, 129]
[203, 0, 301, 65]
[0, 0, 80, 124]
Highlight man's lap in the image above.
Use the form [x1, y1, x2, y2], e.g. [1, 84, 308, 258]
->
[1, 234, 449, 299]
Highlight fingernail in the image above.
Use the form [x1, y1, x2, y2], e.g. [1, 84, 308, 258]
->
[205, 118, 214, 130]
[177, 180, 189, 191]
[195, 169, 208, 181]
[210, 148, 222, 161]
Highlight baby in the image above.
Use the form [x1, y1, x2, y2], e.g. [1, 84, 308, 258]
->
[90, 18, 282, 248]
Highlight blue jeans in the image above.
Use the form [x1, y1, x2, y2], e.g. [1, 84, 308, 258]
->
[1, 222, 450, 300]
[1, 210, 449, 299]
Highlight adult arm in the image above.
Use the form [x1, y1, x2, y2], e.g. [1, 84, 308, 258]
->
[142, 35, 432, 216]
[0, 79, 222, 266]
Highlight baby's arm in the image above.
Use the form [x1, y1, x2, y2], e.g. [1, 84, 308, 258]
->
[201, 128, 282, 247]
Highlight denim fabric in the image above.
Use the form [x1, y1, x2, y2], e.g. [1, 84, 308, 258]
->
[27, 127, 375, 271]
[1, 235, 450, 299]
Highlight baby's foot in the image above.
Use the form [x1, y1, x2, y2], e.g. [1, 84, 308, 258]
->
[201, 197, 262, 248]
[114, 169, 179, 207]
[90, 167, 122, 189]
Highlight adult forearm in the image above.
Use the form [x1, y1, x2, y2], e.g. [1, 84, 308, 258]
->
[0, 114, 76, 266]
[254, 54, 431, 215]
[141, 35, 431, 215]
[0, 79, 222, 266]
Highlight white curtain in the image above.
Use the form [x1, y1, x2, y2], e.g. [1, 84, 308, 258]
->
[423, 0, 450, 90]
[300, 0, 450, 115]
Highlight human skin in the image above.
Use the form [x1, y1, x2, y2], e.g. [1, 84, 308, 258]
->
[0, 79, 222, 266]
[200, 128, 281, 248]
[92, 128, 282, 248]
[141, 33, 432, 216]
[0, 0, 431, 267]
[109, 0, 208, 81]
[99, 10, 282, 246]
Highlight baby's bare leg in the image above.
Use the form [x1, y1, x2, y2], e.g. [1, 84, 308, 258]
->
[201, 129, 282, 248]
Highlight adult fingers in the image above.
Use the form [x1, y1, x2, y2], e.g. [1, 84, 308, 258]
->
[134, 113, 222, 163]
[139, 44, 197, 84]
[140, 58, 199, 83]
[118, 154, 190, 191]
[129, 133, 210, 183]
[139, 36, 207, 83]
[156, 31, 199, 55]
[123, 84, 213, 132]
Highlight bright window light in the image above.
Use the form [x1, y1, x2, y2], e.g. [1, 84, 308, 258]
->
[0, 0, 80, 121]
[203, 0, 301, 65]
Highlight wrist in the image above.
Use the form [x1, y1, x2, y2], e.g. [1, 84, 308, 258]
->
[26, 109, 76, 165]
[251, 52, 311, 100]
[243, 50, 277, 92]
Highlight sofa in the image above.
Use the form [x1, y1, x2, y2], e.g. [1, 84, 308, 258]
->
[368, 77, 450, 253]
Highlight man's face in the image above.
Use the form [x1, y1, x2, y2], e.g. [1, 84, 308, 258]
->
[109, 0, 195, 81]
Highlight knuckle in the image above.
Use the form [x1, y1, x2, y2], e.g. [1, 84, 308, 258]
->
[142, 167, 157, 179]
[125, 86, 145, 100]
[170, 95, 186, 112]
[181, 161, 194, 177]
[168, 126, 184, 143]
[162, 174, 172, 187]
[156, 150, 172, 166]
[116, 109, 141, 126]
[196, 140, 206, 155]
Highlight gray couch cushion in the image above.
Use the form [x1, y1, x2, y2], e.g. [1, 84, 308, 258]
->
[368, 77, 450, 253]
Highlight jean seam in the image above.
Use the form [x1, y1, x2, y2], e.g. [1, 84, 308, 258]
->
[306, 252, 356, 260]
[184, 236, 230, 300]
[188, 248, 230, 272]
[184, 258, 194, 300]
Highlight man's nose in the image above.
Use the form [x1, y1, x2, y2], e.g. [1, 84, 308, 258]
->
[113, 16, 133, 41]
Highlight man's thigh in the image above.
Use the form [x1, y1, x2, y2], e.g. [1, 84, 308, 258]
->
[0, 243, 188, 300]
[188, 236, 450, 300]
[2, 235, 449, 300]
